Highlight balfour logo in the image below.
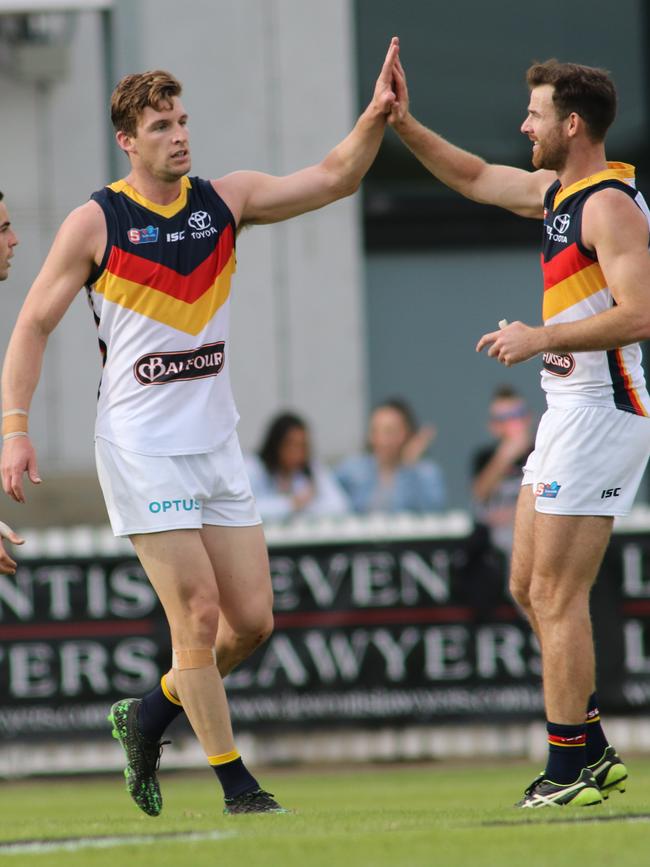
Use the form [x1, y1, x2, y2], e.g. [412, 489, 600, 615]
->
[149, 499, 201, 513]
[134, 341, 226, 385]
[535, 481, 562, 499]
[543, 352, 576, 377]
[128, 225, 159, 244]
[187, 210, 218, 239]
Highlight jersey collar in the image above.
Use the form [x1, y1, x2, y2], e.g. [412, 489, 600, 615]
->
[108, 176, 192, 217]
[553, 162, 636, 210]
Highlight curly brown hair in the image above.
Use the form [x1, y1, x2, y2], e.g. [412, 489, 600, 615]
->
[110, 70, 183, 136]
[526, 59, 616, 143]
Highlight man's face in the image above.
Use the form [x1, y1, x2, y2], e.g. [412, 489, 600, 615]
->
[0, 201, 18, 281]
[126, 96, 191, 181]
[488, 398, 530, 440]
[520, 84, 570, 172]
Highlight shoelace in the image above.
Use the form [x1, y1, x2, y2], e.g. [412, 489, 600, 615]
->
[155, 740, 171, 771]
[523, 774, 544, 796]
[139, 738, 171, 771]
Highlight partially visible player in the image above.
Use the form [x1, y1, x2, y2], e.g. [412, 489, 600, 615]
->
[388, 58, 650, 807]
[1, 40, 401, 815]
[0, 191, 24, 576]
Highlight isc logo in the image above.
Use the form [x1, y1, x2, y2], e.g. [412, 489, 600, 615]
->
[601, 487, 621, 499]
[166, 230, 186, 242]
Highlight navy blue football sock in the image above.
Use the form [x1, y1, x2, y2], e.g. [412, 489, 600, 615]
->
[585, 692, 609, 765]
[136, 676, 184, 741]
[544, 721, 587, 785]
[210, 753, 259, 799]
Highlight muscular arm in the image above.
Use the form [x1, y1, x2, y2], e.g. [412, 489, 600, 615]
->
[213, 37, 399, 226]
[477, 189, 650, 364]
[388, 57, 553, 218]
[1, 202, 104, 501]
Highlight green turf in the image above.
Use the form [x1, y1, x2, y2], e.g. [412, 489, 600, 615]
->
[0, 759, 648, 867]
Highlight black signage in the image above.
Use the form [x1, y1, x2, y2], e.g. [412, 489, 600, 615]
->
[1, 531, 649, 739]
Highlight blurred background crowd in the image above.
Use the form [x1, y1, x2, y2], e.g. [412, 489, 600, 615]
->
[3, 0, 647, 537]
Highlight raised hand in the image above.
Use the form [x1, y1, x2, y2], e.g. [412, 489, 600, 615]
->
[372, 36, 400, 116]
[402, 424, 437, 465]
[388, 54, 409, 126]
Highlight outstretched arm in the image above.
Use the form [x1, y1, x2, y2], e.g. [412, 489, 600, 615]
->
[1, 202, 104, 502]
[214, 37, 400, 226]
[476, 189, 650, 365]
[388, 56, 553, 218]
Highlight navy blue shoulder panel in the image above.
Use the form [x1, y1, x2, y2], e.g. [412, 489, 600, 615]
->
[87, 177, 236, 283]
[87, 185, 116, 286]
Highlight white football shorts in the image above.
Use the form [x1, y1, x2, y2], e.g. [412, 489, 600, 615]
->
[95, 430, 261, 536]
[522, 405, 650, 516]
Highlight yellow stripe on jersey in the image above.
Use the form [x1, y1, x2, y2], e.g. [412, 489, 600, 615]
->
[108, 176, 192, 218]
[543, 261, 607, 321]
[553, 162, 635, 210]
[94, 249, 235, 335]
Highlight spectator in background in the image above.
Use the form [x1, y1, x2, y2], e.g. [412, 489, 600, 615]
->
[336, 398, 446, 513]
[471, 386, 535, 560]
[245, 412, 350, 520]
[0, 191, 24, 575]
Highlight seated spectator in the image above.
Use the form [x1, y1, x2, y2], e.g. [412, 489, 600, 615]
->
[336, 398, 446, 513]
[471, 386, 535, 559]
[246, 412, 350, 520]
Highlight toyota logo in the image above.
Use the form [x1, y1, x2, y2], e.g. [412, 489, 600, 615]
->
[188, 210, 212, 231]
[552, 213, 571, 234]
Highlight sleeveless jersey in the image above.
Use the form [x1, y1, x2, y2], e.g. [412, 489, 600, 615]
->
[540, 161, 650, 416]
[86, 176, 239, 454]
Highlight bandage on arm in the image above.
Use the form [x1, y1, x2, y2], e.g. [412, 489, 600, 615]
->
[172, 647, 217, 670]
[2, 410, 29, 439]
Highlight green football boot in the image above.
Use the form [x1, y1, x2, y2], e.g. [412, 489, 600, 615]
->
[108, 698, 168, 817]
[223, 789, 289, 815]
[588, 745, 628, 798]
[516, 767, 603, 808]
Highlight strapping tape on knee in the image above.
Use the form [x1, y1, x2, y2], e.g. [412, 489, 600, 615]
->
[172, 647, 217, 670]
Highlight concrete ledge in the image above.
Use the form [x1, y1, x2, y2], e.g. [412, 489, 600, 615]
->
[2, 718, 650, 779]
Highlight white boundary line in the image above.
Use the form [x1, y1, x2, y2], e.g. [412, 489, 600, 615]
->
[0, 830, 234, 857]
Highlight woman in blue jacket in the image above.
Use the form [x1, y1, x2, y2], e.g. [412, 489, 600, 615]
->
[336, 398, 446, 514]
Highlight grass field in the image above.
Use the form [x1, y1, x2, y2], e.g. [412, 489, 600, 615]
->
[1, 759, 649, 867]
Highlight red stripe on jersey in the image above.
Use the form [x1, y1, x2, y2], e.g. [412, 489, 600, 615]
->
[542, 242, 595, 291]
[614, 349, 647, 416]
[104, 223, 234, 304]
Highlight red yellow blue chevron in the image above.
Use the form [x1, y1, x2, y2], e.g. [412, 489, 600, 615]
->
[93, 223, 235, 336]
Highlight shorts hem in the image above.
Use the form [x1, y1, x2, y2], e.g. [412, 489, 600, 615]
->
[115, 522, 204, 537]
[95, 430, 238, 457]
[533, 506, 631, 517]
[114, 518, 262, 537]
